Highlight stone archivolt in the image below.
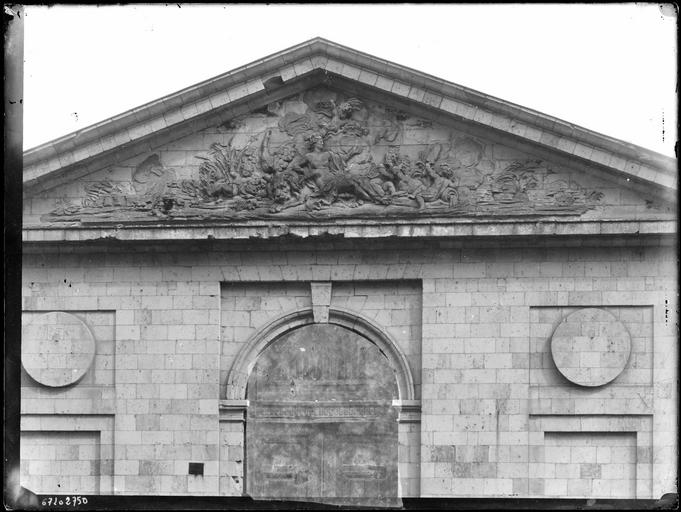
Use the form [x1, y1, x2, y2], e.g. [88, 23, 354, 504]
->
[47, 88, 604, 223]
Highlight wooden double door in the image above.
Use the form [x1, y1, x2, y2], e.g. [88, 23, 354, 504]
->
[245, 324, 399, 505]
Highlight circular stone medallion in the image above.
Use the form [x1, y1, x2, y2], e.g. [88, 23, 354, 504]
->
[550, 308, 631, 387]
[22, 312, 96, 387]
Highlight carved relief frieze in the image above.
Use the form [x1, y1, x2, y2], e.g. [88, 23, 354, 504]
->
[44, 87, 604, 223]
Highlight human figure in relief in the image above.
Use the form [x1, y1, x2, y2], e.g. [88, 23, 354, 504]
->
[283, 132, 385, 210]
[414, 161, 459, 207]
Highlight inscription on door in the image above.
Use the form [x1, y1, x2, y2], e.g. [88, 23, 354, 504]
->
[246, 324, 399, 505]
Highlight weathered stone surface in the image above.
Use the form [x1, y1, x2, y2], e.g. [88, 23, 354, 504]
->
[18, 239, 678, 498]
[550, 308, 631, 387]
[21, 312, 96, 387]
[18, 39, 677, 503]
[38, 87, 609, 225]
[20, 431, 101, 494]
[310, 282, 332, 323]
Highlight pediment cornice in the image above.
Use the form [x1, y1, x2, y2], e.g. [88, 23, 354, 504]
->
[24, 38, 676, 197]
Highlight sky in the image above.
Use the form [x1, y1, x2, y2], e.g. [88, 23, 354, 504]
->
[22, 4, 678, 157]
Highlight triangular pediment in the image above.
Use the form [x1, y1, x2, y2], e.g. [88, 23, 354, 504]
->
[23, 39, 676, 239]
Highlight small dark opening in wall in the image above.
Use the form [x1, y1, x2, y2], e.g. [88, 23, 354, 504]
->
[188, 462, 204, 476]
[263, 75, 284, 92]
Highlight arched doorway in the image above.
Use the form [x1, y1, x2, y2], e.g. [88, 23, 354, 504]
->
[245, 323, 400, 505]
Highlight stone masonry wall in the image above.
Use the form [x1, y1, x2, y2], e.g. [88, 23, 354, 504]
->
[22, 88, 672, 227]
[20, 239, 678, 498]
[542, 432, 637, 498]
[21, 431, 102, 495]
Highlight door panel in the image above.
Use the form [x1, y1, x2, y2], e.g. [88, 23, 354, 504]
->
[245, 324, 399, 505]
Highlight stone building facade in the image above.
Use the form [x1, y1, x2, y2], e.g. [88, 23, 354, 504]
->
[20, 39, 677, 503]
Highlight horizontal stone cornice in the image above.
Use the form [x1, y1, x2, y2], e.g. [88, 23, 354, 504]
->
[21, 218, 676, 244]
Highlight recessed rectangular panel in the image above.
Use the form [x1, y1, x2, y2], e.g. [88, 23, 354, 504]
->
[543, 432, 636, 498]
[20, 431, 101, 495]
